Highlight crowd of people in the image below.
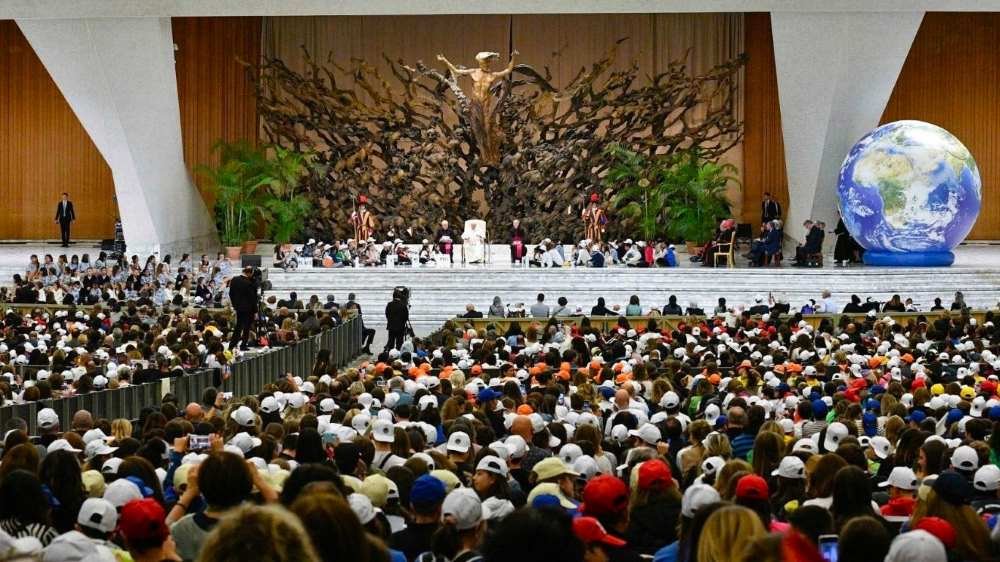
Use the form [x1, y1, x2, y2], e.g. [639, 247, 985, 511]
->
[0, 286, 998, 562]
[460, 290, 979, 321]
[0, 252, 357, 406]
[11, 252, 244, 308]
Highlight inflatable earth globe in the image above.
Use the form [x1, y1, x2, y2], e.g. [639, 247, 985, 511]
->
[837, 120, 981, 266]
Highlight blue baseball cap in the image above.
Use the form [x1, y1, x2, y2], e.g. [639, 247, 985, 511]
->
[862, 412, 878, 436]
[870, 385, 886, 396]
[811, 399, 828, 418]
[477, 388, 503, 403]
[410, 474, 447, 507]
[946, 408, 964, 425]
[906, 409, 926, 423]
[598, 386, 616, 399]
[865, 398, 880, 411]
[988, 406, 1000, 421]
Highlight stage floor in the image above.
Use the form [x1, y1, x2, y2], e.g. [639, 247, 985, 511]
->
[0, 241, 997, 343]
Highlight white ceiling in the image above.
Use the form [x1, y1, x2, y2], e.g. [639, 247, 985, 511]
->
[4, 0, 1000, 19]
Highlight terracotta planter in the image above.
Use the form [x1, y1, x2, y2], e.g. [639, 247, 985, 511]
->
[225, 246, 242, 260]
[241, 239, 259, 253]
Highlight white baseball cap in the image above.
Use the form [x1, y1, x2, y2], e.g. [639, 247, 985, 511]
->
[101, 457, 123, 475]
[319, 398, 337, 414]
[476, 455, 509, 478]
[704, 404, 721, 426]
[771, 456, 806, 479]
[259, 396, 280, 414]
[84, 440, 118, 460]
[442, 488, 491, 530]
[700, 455, 724, 476]
[77, 498, 118, 533]
[628, 423, 661, 446]
[228, 432, 262, 454]
[348, 493, 377, 525]
[559, 443, 583, 465]
[82, 428, 111, 444]
[103, 478, 142, 508]
[572, 455, 600, 482]
[37, 408, 59, 429]
[870, 436, 893, 460]
[660, 391, 680, 409]
[230, 406, 256, 427]
[46, 439, 81, 454]
[504, 435, 527, 459]
[950, 445, 979, 471]
[792, 438, 818, 454]
[372, 419, 395, 443]
[878, 466, 919, 491]
[351, 413, 372, 433]
[681, 483, 721, 518]
[974, 464, 1000, 492]
[447, 431, 472, 453]
[823, 422, 850, 451]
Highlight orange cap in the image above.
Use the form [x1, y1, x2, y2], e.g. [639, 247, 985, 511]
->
[517, 404, 534, 415]
[708, 374, 721, 385]
[420, 362, 432, 372]
[471, 364, 483, 375]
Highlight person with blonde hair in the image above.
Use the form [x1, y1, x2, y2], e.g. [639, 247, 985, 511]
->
[714, 459, 751, 500]
[696, 505, 767, 562]
[196, 504, 319, 562]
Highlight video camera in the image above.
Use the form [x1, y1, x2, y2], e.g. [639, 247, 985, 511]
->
[393, 286, 410, 305]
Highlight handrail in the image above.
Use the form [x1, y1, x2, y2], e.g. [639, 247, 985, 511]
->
[0, 316, 364, 434]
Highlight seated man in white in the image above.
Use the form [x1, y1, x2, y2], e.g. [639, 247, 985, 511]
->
[462, 220, 487, 264]
[542, 239, 563, 268]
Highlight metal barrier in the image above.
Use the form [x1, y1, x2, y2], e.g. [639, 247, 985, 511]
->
[458, 309, 996, 335]
[0, 315, 363, 434]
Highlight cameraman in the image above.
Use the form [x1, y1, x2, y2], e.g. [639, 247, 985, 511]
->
[384, 288, 410, 352]
[229, 266, 259, 350]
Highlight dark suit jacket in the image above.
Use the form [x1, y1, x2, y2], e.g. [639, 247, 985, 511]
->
[55, 201, 76, 222]
[385, 299, 409, 331]
[462, 311, 484, 318]
[761, 199, 781, 222]
[229, 274, 258, 312]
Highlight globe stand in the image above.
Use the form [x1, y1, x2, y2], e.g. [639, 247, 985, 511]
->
[863, 250, 955, 267]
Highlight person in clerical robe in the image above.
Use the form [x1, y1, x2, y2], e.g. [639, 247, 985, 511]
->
[350, 195, 376, 242]
[510, 219, 527, 264]
[462, 221, 486, 264]
[581, 193, 608, 242]
[435, 220, 457, 263]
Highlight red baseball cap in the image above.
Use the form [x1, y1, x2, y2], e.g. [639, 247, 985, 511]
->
[637, 460, 674, 491]
[572, 516, 626, 547]
[735, 474, 769, 501]
[914, 516, 957, 549]
[118, 498, 169, 546]
[581, 475, 630, 517]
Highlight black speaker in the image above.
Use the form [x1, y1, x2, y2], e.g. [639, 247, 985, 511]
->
[241, 254, 262, 267]
[100, 239, 116, 250]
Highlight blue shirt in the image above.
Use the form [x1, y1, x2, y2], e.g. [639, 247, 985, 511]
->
[732, 432, 755, 460]
[653, 541, 679, 562]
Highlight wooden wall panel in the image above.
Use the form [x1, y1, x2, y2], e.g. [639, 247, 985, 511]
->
[0, 20, 117, 240]
[882, 13, 1000, 240]
[173, 17, 262, 204]
[741, 13, 788, 231]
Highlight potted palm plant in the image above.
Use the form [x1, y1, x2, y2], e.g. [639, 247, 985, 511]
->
[198, 141, 273, 258]
[261, 146, 313, 251]
[661, 149, 738, 252]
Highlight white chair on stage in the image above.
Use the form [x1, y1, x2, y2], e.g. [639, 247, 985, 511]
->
[461, 219, 489, 264]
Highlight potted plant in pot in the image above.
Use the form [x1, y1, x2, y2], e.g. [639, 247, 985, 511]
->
[198, 141, 273, 258]
[262, 146, 313, 250]
[661, 148, 738, 252]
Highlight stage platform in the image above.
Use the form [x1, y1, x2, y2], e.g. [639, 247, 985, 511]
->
[0, 241, 995, 339]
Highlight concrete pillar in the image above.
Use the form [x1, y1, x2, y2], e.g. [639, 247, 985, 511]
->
[16, 17, 218, 256]
[771, 11, 923, 243]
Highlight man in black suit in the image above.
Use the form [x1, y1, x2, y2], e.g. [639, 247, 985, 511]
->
[54, 192, 76, 247]
[228, 267, 259, 350]
[384, 290, 410, 352]
[761, 192, 782, 224]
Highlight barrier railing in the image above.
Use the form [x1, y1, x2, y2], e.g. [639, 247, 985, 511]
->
[455, 309, 995, 335]
[0, 315, 363, 434]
